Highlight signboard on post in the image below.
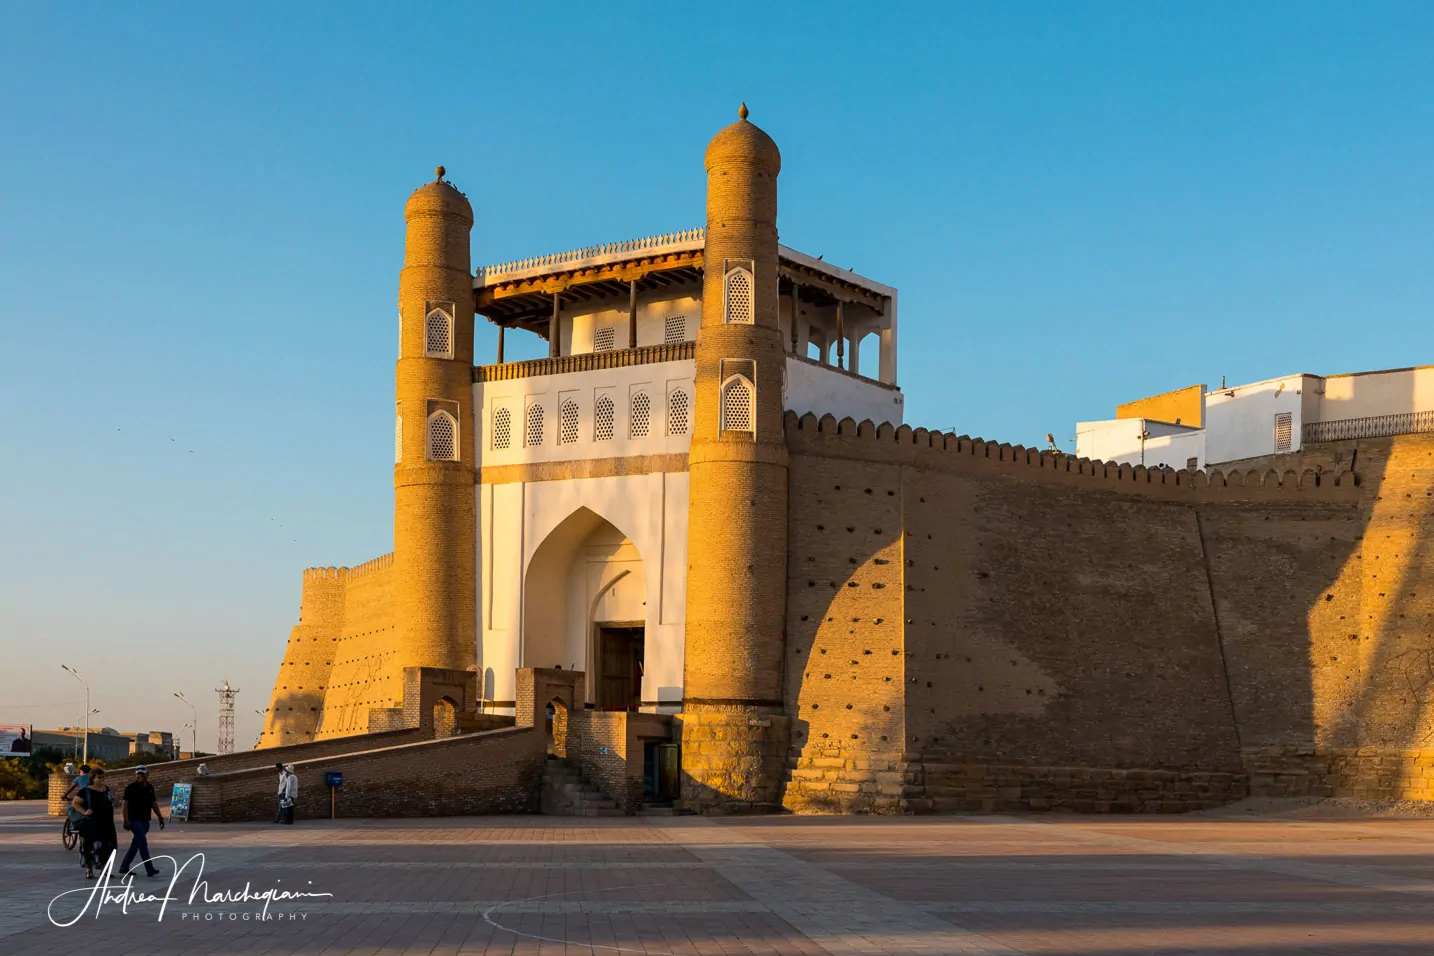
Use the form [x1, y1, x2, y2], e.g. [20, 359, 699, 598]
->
[0, 724, 33, 754]
[326, 772, 342, 820]
[170, 783, 193, 821]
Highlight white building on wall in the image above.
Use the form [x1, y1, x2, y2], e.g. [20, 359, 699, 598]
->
[1076, 365, 1434, 470]
[470, 230, 901, 715]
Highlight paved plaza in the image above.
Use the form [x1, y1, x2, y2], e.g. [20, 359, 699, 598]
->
[3, 801, 1434, 954]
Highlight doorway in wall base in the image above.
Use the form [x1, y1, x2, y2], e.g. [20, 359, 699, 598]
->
[595, 624, 644, 711]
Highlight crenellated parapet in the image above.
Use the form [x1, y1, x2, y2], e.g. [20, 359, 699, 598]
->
[783, 410, 1360, 502]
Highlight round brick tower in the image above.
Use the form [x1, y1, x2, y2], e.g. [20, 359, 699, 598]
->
[394, 167, 476, 673]
[680, 106, 791, 812]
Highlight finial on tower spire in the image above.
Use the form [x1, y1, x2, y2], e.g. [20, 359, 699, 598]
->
[738, 102, 749, 121]
[435, 165, 446, 181]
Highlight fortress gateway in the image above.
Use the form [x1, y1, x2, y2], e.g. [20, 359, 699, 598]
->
[250, 108, 1434, 817]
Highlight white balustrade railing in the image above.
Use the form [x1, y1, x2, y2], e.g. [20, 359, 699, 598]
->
[477, 228, 704, 283]
[1303, 409, 1434, 443]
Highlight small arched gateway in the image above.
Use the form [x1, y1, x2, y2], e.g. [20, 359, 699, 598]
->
[522, 507, 651, 711]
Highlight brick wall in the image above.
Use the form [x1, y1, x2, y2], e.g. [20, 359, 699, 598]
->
[563, 711, 672, 811]
[260, 554, 400, 747]
[315, 554, 402, 738]
[677, 709, 790, 813]
[49, 773, 79, 816]
[779, 413, 1380, 813]
[186, 726, 545, 822]
[902, 468, 1241, 773]
[1244, 747, 1434, 800]
[784, 454, 908, 812]
[1213, 435, 1434, 798]
[913, 759, 1247, 813]
[60, 728, 431, 815]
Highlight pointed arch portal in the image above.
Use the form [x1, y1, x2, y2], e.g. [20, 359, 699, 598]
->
[522, 507, 649, 709]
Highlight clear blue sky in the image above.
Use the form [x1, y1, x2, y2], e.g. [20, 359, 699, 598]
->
[2, 3, 1431, 753]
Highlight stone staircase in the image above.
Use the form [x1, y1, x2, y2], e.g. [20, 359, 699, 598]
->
[540, 758, 624, 816]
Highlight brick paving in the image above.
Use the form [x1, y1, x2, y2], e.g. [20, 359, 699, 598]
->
[3, 800, 1434, 954]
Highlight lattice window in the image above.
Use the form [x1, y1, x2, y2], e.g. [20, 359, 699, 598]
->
[667, 388, 689, 436]
[720, 376, 755, 434]
[664, 315, 686, 344]
[425, 309, 453, 358]
[559, 399, 580, 444]
[724, 268, 753, 324]
[426, 410, 457, 461]
[594, 394, 615, 441]
[525, 403, 545, 447]
[493, 406, 512, 450]
[395, 415, 403, 463]
[630, 391, 651, 438]
[1186, 457, 1199, 472]
[593, 326, 616, 352]
[1274, 412, 1293, 452]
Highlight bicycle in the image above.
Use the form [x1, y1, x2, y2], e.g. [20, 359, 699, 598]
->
[62, 815, 78, 851]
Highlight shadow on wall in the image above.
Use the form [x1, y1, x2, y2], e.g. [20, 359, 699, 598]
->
[783, 411, 1434, 808]
[784, 455, 909, 813]
[259, 688, 326, 749]
[1203, 432, 1434, 798]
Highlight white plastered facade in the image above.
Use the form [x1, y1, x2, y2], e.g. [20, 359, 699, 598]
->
[471, 241, 904, 715]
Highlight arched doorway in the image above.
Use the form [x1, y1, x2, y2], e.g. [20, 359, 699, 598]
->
[523, 508, 649, 710]
[432, 697, 458, 738]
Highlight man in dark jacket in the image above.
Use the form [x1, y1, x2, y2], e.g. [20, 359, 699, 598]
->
[119, 766, 165, 878]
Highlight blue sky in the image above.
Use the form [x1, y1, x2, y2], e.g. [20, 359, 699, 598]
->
[2, 3, 1431, 751]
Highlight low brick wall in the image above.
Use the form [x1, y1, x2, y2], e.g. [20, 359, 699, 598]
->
[563, 711, 672, 812]
[1245, 747, 1434, 801]
[112, 727, 434, 811]
[186, 726, 546, 822]
[48, 773, 80, 816]
[910, 758, 1247, 813]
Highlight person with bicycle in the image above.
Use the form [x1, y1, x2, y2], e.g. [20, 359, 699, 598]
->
[119, 765, 165, 878]
[70, 767, 118, 880]
[61, 764, 91, 852]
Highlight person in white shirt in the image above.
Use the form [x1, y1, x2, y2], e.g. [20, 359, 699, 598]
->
[279, 765, 299, 825]
[274, 763, 288, 824]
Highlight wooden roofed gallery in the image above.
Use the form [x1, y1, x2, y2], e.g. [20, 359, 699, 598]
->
[472, 229, 897, 385]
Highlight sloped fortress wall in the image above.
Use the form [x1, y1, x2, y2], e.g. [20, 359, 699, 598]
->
[781, 412, 1368, 812]
[260, 555, 397, 747]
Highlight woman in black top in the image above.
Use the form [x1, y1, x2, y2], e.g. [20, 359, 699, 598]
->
[70, 767, 118, 879]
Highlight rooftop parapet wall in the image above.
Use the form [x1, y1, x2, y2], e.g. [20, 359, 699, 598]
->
[783, 411, 1360, 502]
[300, 552, 395, 583]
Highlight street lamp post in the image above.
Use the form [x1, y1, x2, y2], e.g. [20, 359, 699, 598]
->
[174, 692, 198, 756]
[60, 665, 90, 764]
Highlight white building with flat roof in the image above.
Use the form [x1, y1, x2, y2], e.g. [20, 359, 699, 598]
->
[1077, 365, 1434, 470]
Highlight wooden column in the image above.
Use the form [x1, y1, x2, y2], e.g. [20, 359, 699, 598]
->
[835, 300, 845, 370]
[549, 293, 561, 359]
[628, 280, 638, 348]
[789, 283, 800, 353]
[496, 326, 505, 364]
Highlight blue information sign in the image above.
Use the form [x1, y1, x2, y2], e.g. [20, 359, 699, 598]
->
[326, 772, 343, 788]
[170, 783, 192, 821]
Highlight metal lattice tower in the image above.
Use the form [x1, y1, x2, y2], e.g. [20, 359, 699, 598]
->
[215, 681, 238, 755]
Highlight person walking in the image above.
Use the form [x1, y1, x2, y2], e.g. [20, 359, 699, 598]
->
[279, 764, 298, 825]
[119, 766, 165, 878]
[274, 763, 288, 823]
[70, 767, 118, 880]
